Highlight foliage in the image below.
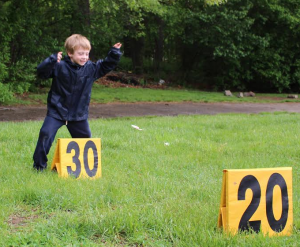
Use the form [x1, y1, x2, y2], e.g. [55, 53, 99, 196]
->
[118, 56, 133, 72]
[0, 61, 8, 84]
[8, 59, 36, 94]
[1, 0, 300, 104]
[164, 0, 300, 92]
[0, 1, 11, 84]
[0, 83, 13, 103]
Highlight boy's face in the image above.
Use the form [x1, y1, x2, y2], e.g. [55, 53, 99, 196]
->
[68, 47, 90, 66]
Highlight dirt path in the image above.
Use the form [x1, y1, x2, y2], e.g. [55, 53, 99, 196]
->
[0, 102, 299, 122]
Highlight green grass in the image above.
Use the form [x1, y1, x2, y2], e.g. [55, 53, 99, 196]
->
[8, 84, 300, 105]
[0, 112, 300, 246]
[91, 85, 291, 103]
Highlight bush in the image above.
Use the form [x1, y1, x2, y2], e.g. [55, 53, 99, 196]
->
[118, 56, 133, 72]
[0, 83, 13, 103]
[0, 62, 8, 86]
[8, 59, 36, 94]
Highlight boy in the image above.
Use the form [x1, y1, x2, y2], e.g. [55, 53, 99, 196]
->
[33, 34, 122, 171]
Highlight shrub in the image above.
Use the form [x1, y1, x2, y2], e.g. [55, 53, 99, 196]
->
[0, 83, 13, 103]
[118, 56, 133, 72]
[0, 62, 8, 83]
[8, 59, 36, 94]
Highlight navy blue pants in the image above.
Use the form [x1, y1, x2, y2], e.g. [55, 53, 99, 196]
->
[33, 116, 91, 170]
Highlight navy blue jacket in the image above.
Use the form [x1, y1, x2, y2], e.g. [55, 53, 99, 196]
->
[37, 47, 122, 121]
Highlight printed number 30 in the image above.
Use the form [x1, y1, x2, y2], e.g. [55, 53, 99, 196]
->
[66, 140, 99, 178]
[238, 173, 289, 233]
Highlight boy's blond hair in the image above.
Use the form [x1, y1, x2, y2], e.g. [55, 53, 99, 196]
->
[64, 34, 91, 54]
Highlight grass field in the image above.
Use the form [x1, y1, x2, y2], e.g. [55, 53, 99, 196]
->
[0, 112, 299, 246]
[12, 84, 300, 105]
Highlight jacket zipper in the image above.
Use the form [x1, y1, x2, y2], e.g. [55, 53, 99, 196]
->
[67, 67, 79, 122]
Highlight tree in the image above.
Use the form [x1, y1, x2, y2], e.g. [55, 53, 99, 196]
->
[1, 0, 300, 102]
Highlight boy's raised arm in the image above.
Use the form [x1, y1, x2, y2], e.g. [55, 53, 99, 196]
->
[37, 52, 61, 79]
[95, 43, 122, 78]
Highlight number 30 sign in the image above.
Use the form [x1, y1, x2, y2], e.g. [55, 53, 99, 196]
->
[218, 168, 293, 236]
[51, 138, 101, 179]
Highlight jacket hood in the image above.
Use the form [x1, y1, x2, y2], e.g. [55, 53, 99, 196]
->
[64, 55, 82, 68]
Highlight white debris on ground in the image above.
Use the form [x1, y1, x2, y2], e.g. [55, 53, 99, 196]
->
[131, 125, 143, 130]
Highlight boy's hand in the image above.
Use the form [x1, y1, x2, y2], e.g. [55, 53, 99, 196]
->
[113, 43, 122, 49]
[57, 52, 63, 63]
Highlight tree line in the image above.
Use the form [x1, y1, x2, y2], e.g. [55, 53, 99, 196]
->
[0, 0, 300, 102]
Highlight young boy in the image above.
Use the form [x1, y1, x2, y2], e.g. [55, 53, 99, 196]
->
[33, 34, 122, 171]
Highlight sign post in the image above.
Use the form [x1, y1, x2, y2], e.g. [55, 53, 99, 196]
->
[218, 167, 293, 236]
[51, 138, 101, 179]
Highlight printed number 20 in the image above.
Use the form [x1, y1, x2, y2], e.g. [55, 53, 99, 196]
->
[66, 140, 99, 178]
[238, 173, 289, 233]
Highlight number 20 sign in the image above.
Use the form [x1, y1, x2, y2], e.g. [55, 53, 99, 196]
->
[51, 138, 101, 179]
[218, 168, 293, 236]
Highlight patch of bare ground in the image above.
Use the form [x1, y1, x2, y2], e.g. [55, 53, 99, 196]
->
[95, 72, 176, 89]
[7, 208, 52, 231]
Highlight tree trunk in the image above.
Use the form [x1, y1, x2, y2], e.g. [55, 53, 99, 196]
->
[153, 16, 164, 75]
[70, 0, 91, 34]
[131, 37, 145, 74]
[77, 0, 91, 27]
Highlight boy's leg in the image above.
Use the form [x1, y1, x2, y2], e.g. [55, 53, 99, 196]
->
[33, 116, 64, 170]
[67, 119, 91, 138]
